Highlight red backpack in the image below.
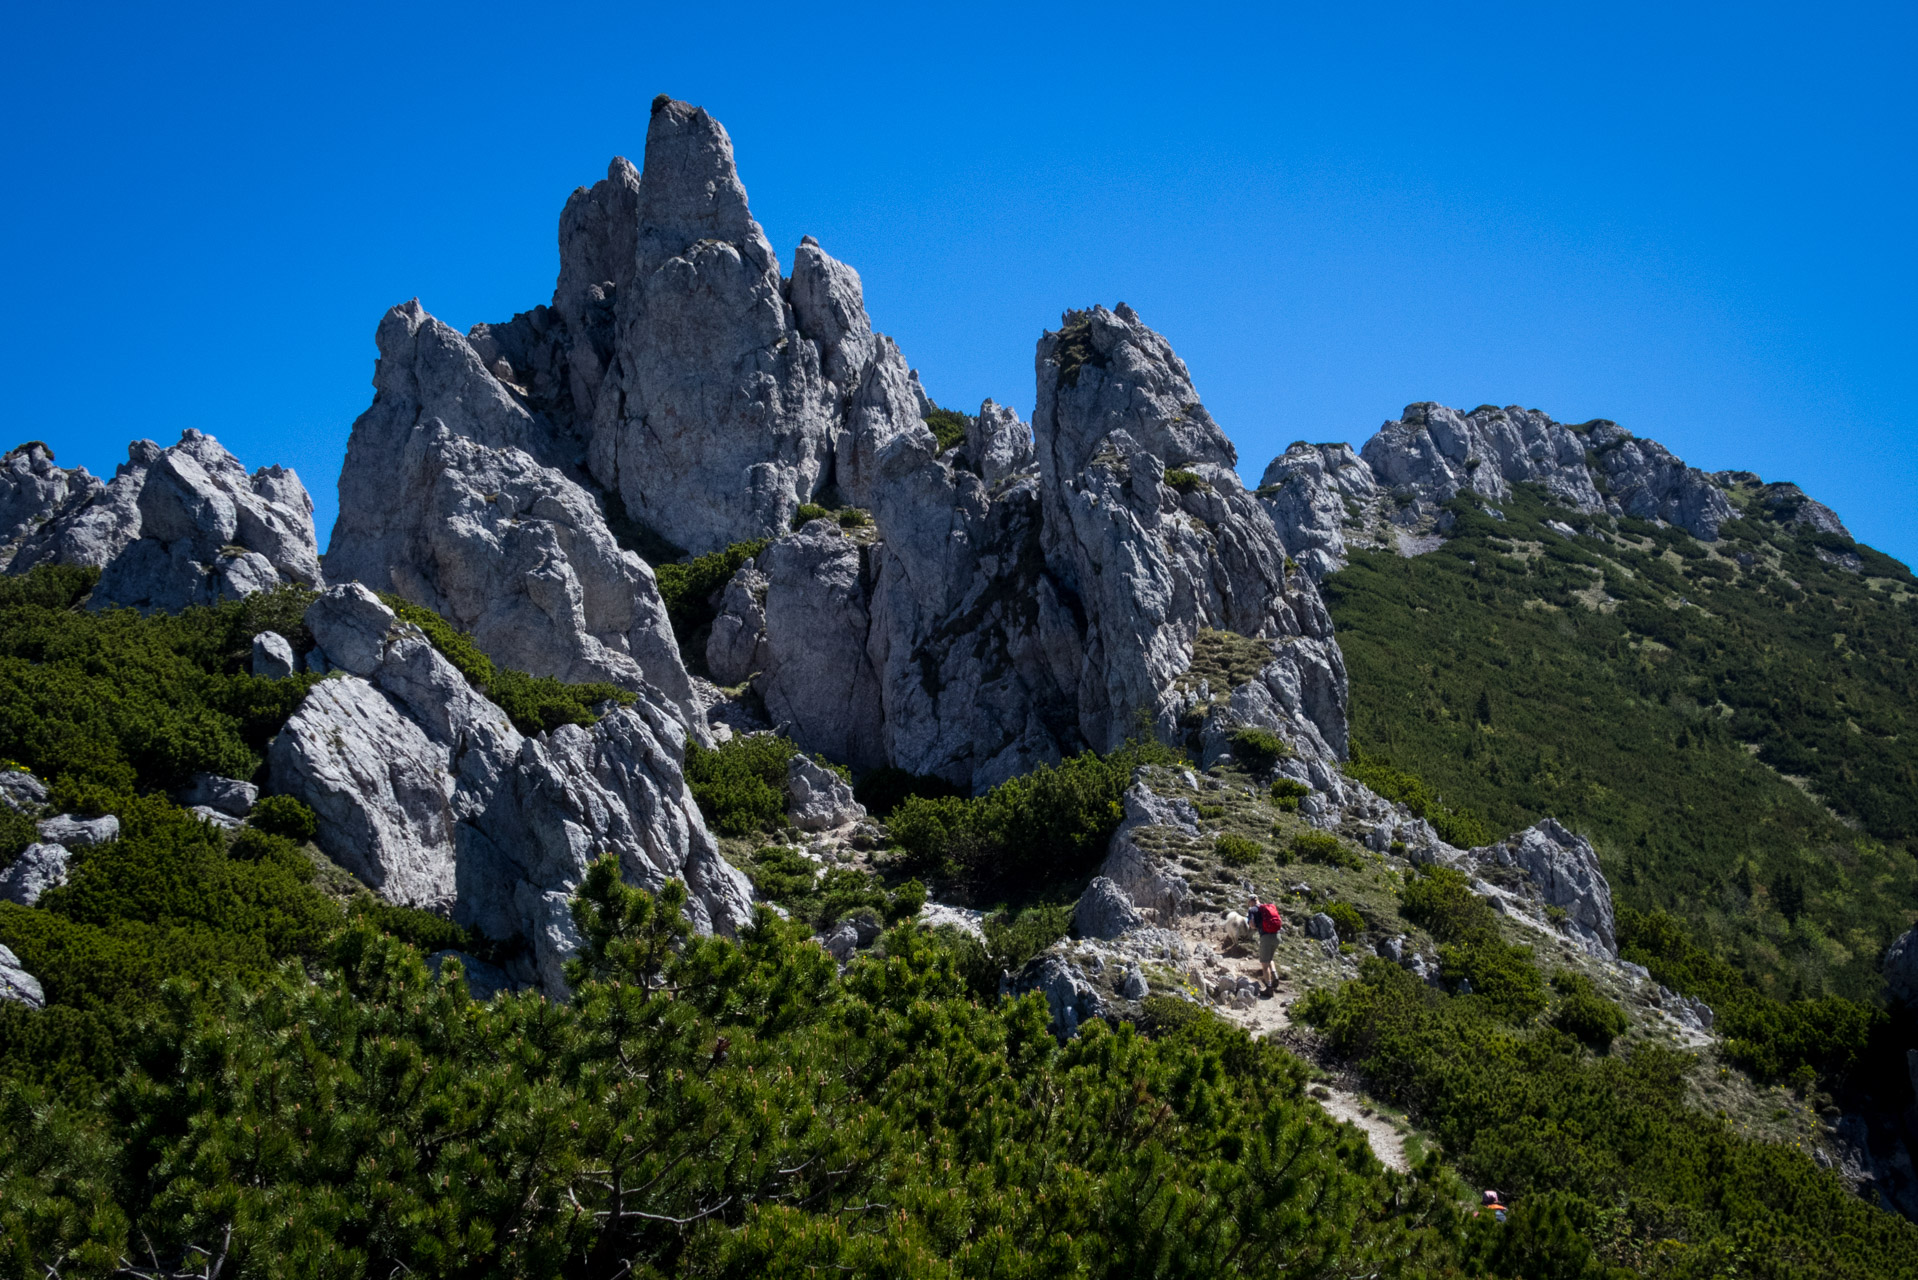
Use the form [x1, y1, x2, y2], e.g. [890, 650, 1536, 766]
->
[1253, 904, 1283, 934]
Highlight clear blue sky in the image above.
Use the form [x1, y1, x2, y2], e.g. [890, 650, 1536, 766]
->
[4, 2, 1912, 566]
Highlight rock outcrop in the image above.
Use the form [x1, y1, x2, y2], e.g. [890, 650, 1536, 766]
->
[269, 586, 752, 992]
[327, 302, 698, 734]
[785, 755, 863, 832]
[1260, 403, 1779, 562]
[1034, 305, 1340, 753]
[0, 943, 44, 1008]
[1073, 875, 1146, 940]
[1255, 442, 1385, 579]
[1470, 818, 1617, 957]
[0, 842, 69, 906]
[3, 432, 323, 609]
[0, 444, 104, 570]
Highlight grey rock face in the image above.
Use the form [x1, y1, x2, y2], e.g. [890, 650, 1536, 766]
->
[1011, 953, 1108, 1038]
[1119, 965, 1149, 1000]
[1363, 403, 1605, 514]
[1256, 442, 1383, 579]
[0, 769, 47, 813]
[1073, 875, 1146, 940]
[786, 754, 863, 832]
[1471, 818, 1617, 957]
[180, 774, 259, 819]
[38, 814, 118, 847]
[252, 631, 297, 679]
[0, 842, 70, 906]
[0, 944, 44, 1009]
[327, 302, 697, 733]
[1306, 912, 1338, 942]
[1096, 783, 1198, 921]
[821, 919, 860, 962]
[9, 441, 152, 574]
[965, 399, 1036, 488]
[590, 100, 838, 555]
[271, 586, 751, 993]
[1033, 305, 1340, 754]
[75, 431, 323, 612]
[0, 443, 105, 570]
[1585, 423, 1734, 540]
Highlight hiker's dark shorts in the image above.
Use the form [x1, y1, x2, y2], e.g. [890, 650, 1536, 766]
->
[1259, 932, 1279, 963]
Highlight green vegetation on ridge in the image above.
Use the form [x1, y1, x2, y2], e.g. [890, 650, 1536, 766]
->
[1324, 484, 1918, 999]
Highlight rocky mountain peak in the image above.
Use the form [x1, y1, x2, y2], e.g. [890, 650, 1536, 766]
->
[635, 97, 773, 279]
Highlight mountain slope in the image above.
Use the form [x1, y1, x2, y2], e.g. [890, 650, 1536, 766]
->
[1324, 481, 1918, 998]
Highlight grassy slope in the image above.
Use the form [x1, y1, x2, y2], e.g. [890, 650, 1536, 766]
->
[1323, 483, 1918, 1000]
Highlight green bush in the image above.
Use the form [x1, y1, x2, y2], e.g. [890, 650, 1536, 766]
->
[1290, 829, 1360, 869]
[0, 568, 316, 808]
[1268, 777, 1309, 812]
[249, 794, 317, 842]
[382, 594, 632, 735]
[837, 507, 871, 528]
[1164, 468, 1208, 494]
[1340, 741, 1493, 849]
[652, 538, 769, 640]
[922, 407, 970, 452]
[1215, 833, 1263, 867]
[887, 737, 1182, 893]
[1551, 972, 1628, 1051]
[1227, 727, 1290, 767]
[1324, 901, 1365, 942]
[1618, 907, 1880, 1083]
[791, 503, 831, 528]
[0, 867, 1463, 1276]
[0, 806, 38, 869]
[684, 733, 799, 837]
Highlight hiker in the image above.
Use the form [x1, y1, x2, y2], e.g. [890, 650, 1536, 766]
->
[1475, 1190, 1509, 1224]
[1246, 893, 1284, 992]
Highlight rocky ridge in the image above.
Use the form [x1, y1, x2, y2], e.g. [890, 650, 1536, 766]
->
[1256, 402, 1848, 580]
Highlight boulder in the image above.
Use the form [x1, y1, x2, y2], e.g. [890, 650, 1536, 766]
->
[0, 769, 47, 813]
[1306, 912, 1338, 942]
[785, 754, 863, 832]
[37, 814, 118, 847]
[271, 585, 752, 993]
[252, 630, 297, 679]
[1470, 818, 1617, 957]
[1073, 875, 1145, 940]
[1119, 965, 1149, 1000]
[180, 773, 258, 818]
[0, 842, 70, 906]
[0, 944, 43, 1009]
[1011, 953, 1107, 1038]
[821, 919, 859, 962]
